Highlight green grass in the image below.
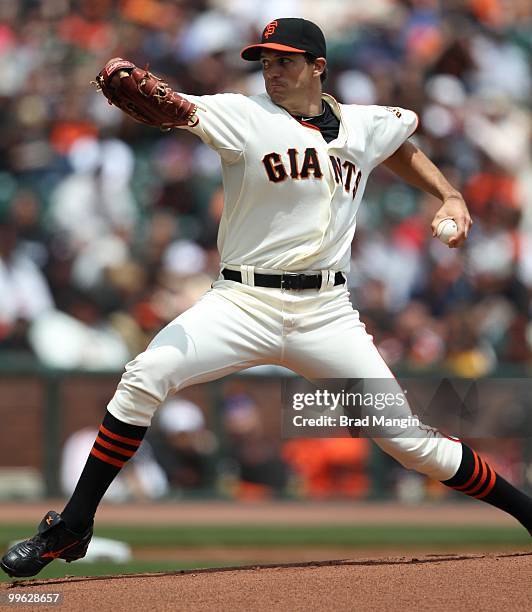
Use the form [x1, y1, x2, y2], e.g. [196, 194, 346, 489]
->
[0, 524, 528, 549]
[0, 523, 527, 583]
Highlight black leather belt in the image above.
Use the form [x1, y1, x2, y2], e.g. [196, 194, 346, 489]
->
[221, 268, 345, 290]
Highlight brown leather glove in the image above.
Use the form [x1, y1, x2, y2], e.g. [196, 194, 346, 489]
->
[93, 58, 198, 131]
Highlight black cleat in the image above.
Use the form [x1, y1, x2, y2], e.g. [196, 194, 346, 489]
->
[0, 511, 93, 578]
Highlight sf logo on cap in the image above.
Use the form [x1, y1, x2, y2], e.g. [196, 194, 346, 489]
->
[264, 20, 278, 39]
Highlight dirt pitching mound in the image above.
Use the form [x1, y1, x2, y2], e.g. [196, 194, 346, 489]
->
[2, 552, 530, 611]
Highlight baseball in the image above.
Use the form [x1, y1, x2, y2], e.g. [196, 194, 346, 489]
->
[437, 219, 458, 245]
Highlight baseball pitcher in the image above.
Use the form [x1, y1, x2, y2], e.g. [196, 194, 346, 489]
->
[2, 18, 530, 578]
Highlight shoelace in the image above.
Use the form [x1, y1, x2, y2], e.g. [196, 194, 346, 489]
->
[26, 534, 52, 552]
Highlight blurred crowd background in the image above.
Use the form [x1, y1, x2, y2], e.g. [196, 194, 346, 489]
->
[0, 0, 531, 502]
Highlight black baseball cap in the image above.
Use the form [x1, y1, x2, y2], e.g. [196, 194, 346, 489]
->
[241, 18, 326, 61]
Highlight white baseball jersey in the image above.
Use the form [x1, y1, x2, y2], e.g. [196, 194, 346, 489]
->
[179, 93, 418, 272]
[109, 90, 462, 482]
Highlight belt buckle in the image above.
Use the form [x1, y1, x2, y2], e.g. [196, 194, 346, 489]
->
[281, 273, 305, 290]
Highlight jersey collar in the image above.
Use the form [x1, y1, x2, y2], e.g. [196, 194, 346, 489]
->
[321, 93, 347, 147]
[262, 92, 348, 146]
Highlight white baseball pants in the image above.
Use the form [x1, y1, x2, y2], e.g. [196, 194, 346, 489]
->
[107, 279, 462, 480]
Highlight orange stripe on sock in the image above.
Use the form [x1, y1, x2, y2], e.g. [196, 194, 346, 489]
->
[452, 451, 480, 491]
[90, 447, 126, 468]
[96, 435, 136, 458]
[463, 458, 489, 496]
[474, 466, 496, 499]
[99, 424, 142, 447]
